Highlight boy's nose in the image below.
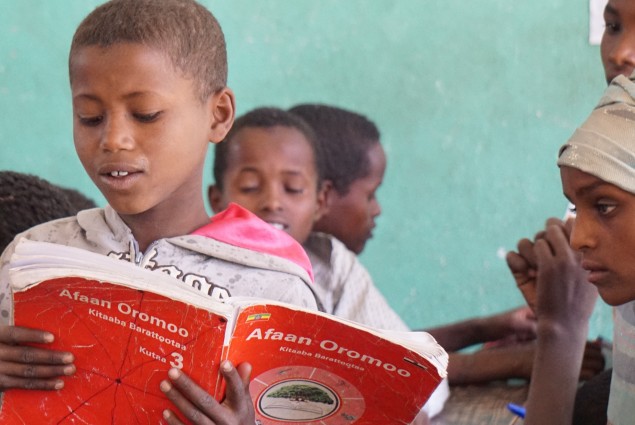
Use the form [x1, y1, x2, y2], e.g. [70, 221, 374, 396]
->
[370, 198, 381, 218]
[610, 34, 635, 69]
[100, 116, 135, 152]
[260, 187, 283, 212]
[569, 215, 595, 252]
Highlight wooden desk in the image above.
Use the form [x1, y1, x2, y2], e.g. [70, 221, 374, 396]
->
[431, 382, 528, 425]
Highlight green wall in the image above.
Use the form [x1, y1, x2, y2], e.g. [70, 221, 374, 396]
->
[0, 1, 613, 340]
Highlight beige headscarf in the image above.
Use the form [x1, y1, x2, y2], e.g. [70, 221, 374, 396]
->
[558, 72, 635, 194]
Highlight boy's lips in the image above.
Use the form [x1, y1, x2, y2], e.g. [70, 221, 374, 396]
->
[581, 260, 609, 285]
[97, 164, 143, 191]
[265, 221, 288, 231]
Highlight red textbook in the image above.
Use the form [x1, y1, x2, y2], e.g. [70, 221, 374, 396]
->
[2, 240, 447, 424]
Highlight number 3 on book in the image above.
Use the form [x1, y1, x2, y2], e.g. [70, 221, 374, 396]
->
[170, 352, 184, 369]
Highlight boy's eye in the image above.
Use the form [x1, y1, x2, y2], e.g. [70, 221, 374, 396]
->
[604, 20, 621, 34]
[78, 115, 104, 127]
[286, 186, 304, 194]
[133, 112, 161, 123]
[239, 186, 258, 194]
[596, 202, 616, 215]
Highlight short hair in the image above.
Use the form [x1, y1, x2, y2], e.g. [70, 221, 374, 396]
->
[0, 172, 96, 252]
[288, 104, 380, 195]
[213, 107, 324, 189]
[69, 0, 227, 101]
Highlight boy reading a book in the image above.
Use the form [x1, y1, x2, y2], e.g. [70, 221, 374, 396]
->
[0, 1, 318, 423]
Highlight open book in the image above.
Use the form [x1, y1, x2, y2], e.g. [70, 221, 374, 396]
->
[1, 239, 448, 424]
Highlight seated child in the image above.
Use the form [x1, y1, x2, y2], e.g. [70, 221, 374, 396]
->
[288, 103, 605, 385]
[0, 171, 96, 253]
[0, 1, 317, 423]
[207, 106, 447, 422]
[506, 1, 635, 420]
[507, 71, 635, 424]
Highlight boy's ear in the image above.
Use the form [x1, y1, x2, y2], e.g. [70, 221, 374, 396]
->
[314, 180, 332, 222]
[208, 184, 225, 214]
[207, 87, 236, 143]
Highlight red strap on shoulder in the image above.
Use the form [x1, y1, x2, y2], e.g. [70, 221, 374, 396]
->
[191, 203, 313, 282]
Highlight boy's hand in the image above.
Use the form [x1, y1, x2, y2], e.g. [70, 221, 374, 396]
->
[579, 340, 605, 382]
[0, 325, 75, 391]
[161, 361, 255, 425]
[482, 305, 537, 345]
[533, 219, 597, 326]
[506, 218, 576, 313]
[506, 238, 539, 311]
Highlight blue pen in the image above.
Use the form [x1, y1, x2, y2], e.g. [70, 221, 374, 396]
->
[507, 403, 526, 418]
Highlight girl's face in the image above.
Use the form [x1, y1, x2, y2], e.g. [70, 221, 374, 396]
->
[601, 0, 635, 84]
[562, 166, 635, 306]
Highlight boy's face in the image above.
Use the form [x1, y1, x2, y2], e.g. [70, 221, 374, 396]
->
[315, 142, 385, 255]
[601, 0, 635, 84]
[70, 43, 233, 226]
[562, 166, 635, 306]
[209, 126, 326, 244]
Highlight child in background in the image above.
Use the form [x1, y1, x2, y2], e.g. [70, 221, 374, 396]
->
[208, 106, 413, 331]
[288, 104, 605, 386]
[0, 1, 318, 423]
[0, 171, 97, 253]
[601, 0, 635, 85]
[208, 106, 444, 423]
[508, 71, 635, 425]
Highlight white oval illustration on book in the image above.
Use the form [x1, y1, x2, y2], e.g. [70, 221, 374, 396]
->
[251, 366, 365, 423]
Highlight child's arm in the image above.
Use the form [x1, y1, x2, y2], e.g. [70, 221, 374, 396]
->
[422, 306, 537, 352]
[0, 326, 75, 391]
[161, 360, 255, 425]
[510, 219, 598, 425]
[446, 339, 604, 385]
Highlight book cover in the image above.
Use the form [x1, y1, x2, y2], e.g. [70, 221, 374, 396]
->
[1, 240, 447, 424]
[227, 304, 446, 424]
[1, 240, 235, 424]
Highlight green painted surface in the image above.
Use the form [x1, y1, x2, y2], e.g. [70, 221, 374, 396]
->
[0, 1, 613, 339]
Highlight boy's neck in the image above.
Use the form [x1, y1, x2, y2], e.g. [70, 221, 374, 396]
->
[119, 202, 210, 252]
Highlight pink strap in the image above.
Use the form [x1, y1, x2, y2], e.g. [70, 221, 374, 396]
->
[192, 203, 313, 282]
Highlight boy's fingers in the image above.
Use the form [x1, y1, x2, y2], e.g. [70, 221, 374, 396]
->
[0, 326, 54, 345]
[0, 374, 66, 391]
[505, 251, 528, 274]
[0, 345, 74, 365]
[219, 361, 255, 424]
[516, 238, 537, 268]
[543, 223, 570, 252]
[545, 217, 565, 229]
[0, 361, 75, 380]
[162, 409, 186, 425]
[533, 238, 554, 268]
[161, 369, 217, 424]
[235, 362, 252, 388]
[221, 361, 252, 406]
